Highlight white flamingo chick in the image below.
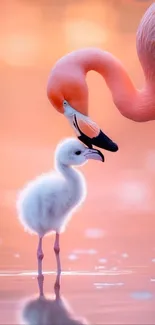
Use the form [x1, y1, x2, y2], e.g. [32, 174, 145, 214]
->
[16, 138, 104, 278]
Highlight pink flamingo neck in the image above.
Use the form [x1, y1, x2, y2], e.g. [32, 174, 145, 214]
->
[77, 47, 155, 122]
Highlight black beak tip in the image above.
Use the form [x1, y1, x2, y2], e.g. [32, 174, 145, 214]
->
[77, 132, 118, 154]
[89, 130, 119, 153]
[111, 143, 119, 152]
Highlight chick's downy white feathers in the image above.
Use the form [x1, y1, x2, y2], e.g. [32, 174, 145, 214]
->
[16, 138, 87, 237]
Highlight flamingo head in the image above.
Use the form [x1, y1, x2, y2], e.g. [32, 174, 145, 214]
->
[47, 65, 89, 115]
[47, 66, 118, 153]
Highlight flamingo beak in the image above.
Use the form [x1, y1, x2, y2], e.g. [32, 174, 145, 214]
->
[84, 148, 104, 162]
[91, 129, 118, 152]
[63, 100, 119, 152]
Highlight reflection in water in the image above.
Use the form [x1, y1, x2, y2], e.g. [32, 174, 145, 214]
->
[20, 275, 89, 325]
[130, 291, 153, 301]
[94, 281, 124, 289]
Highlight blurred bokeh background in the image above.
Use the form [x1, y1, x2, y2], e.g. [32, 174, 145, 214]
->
[0, 0, 155, 274]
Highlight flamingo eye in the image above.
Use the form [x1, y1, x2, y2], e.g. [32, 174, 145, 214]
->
[63, 100, 67, 106]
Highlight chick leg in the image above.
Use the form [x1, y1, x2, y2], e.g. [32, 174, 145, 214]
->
[37, 236, 44, 295]
[54, 233, 61, 288]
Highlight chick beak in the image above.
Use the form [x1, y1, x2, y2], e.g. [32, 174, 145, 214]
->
[84, 148, 104, 162]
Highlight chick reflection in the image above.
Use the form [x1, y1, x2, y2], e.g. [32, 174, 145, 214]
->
[20, 276, 89, 325]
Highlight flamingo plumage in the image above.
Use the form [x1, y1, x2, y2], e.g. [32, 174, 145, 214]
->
[47, 3, 155, 151]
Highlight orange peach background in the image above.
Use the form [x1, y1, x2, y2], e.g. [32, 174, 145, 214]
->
[0, 0, 155, 273]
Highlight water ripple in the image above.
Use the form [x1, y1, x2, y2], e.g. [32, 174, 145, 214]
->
[0, 269, 134, 277]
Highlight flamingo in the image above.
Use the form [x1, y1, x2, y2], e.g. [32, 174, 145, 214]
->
[16, 138, 104, 289]
[47, 3, 155, 151]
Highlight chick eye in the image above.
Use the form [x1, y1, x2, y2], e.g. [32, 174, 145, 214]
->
[75, 150, 82, 155]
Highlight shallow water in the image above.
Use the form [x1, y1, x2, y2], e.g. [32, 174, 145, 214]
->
[0, 0, 155, 323]
[0, 269, 155, 324]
